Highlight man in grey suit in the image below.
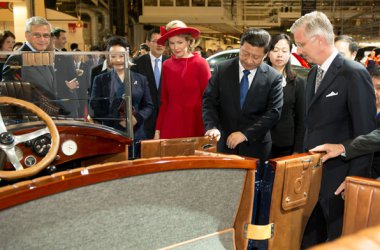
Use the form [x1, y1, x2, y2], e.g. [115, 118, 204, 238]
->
[2, 16, 56, 98]
[202, 28, 283, 163]
[291, 11, 376, 247]
[131, 28, 168, 139]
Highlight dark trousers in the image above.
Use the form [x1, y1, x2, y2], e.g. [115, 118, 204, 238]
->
[301, 195, 344, 248]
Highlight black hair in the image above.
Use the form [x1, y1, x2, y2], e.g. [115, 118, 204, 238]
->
[139, 43, 150, 51]
[240, 28, 271, 53]
[266, 33, 296, 81]
[51, 28, 66, 38]
[70, 43, 79, 51]
[106, 36, 130, 52]
[0, 30, 15, 49]
[146, 27, 160, 42]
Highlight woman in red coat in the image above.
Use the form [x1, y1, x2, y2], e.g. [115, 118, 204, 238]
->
[154, 20, 211, 139]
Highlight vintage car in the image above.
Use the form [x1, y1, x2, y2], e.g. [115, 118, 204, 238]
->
[0, 51, 377, 250]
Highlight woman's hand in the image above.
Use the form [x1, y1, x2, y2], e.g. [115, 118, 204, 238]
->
[154, 130, 160, 140]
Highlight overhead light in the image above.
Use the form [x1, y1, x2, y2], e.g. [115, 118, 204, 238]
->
[76, 17, 83, 28]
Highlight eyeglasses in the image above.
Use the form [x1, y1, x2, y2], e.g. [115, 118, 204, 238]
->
[295, 35, 316, 49]
[29, 32, 51, 39]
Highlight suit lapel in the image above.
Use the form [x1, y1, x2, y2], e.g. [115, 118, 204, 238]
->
[308, 54, 343, 108]
[306, 66, 317, 110]
[229, 58, 241, 111]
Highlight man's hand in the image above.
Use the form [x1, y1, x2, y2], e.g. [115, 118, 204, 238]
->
[335, 181, 346, 200]
[65, 78, 79, 90]
[309, 143, 346, 163]
[226, 132, 246, 149]
[205, 128, 221, 141]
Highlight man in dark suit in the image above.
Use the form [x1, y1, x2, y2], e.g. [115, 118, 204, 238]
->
[291, 11, 376, 247]
[72, 49, 91, 118]
[52, 28, 79, 118]
[2, 16, 56, 98]
[131, 28, 168, 139]
[202, 28, 283, 163]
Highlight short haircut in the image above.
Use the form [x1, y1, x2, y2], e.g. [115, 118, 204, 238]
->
[146, 27, 160, 42]
[52, 28, 66, 38]
[290, 11, 334, 46]
[240, 28, 271, 53]
[106, 36, 130, 52]
[335, 35, 358, 54]
[25, 16, 51, 32]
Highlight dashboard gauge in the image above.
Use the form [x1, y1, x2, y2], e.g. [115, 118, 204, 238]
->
[61, 140, 78, 156]
[32, 135, 51, 157]
[24, 155, 37, 167]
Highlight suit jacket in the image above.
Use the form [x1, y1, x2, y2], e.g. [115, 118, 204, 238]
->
[89, 70, 153, 140]
[343, 128, 380, 160]
[202, 57, 283, 161]
[131, 54, 168, 139]
[2, 43, 56, 98]
[75, 60, 91, 117]
[271, 75, 306, 152]
[55, 50, 79, 117]
[305, 54, 376, 196]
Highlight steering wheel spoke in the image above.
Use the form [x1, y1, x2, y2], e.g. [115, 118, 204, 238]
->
[3, 147, 24, 171]
[0, 112, 8, 133]
[14, 127, 50, 144]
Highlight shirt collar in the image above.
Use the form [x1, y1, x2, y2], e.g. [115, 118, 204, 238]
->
[150, 52, 162, 61]
[320, 48, 339, 72]
[238, 61, 257, 75]
[25, 42, 37, 52]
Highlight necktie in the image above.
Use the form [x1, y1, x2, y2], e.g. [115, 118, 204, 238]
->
[315, 67, 324, 93]
[154, 58, 160, 89]
[240, 69, 250, 108]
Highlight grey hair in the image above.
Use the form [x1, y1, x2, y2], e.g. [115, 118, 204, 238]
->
[25, 16, 52, 32]
[290, 11, 334, 45]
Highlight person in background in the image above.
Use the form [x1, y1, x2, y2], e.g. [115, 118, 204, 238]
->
[90, 36, 153, 157]
[139, 43, 150, 56]
[266, 33, 306, 157]
[291, 11, 376, 247]
[52, 28, 79, 118]
[365, 50, 378, 74]
[73, 48, 90, 118]
[154, 20, 211, 139]
[334, 35, 358, 61]
[131, 27, 168, 139]
[194, 45, 205, 58]
[12, 42, 23, 51]
[0, 30, 15, 76]
[70, 42, 79, 51]
[202, 28, 283, 163]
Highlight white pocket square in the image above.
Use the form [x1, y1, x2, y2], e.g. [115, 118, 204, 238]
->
[326, 91, 338, 97]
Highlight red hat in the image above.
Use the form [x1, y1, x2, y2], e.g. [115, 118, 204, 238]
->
[157, 23, 200, 46]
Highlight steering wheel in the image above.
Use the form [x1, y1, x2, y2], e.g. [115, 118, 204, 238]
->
[0, 97, 59, 180]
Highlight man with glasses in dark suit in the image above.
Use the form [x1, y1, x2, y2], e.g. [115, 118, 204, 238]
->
[291, 11, 376, 247]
